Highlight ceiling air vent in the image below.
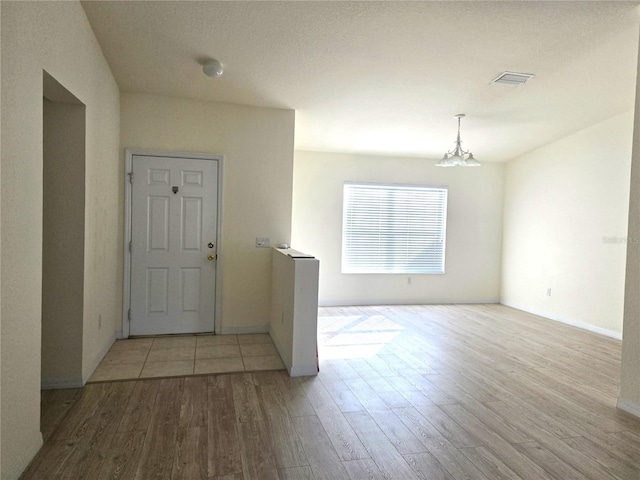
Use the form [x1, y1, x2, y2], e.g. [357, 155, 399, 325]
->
[492, 71, 535, 86]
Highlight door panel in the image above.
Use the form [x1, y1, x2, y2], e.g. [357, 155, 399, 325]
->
[180, 268, 201, 312]
[148, 196, 170, 251]
[181, 197, 202, 250]
[130, 155, 218, 335]
[147, 268, 169, 313]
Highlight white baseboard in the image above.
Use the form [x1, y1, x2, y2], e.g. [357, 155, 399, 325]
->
[319, 299, 500, 307]
[7, 431, 43, 480]
[501, 301, 622, 340]
[617, 397, 640, 419]
[269, 329, 318, 378]
[83, 332, 117, 384]
[290, 364, 319, 377]
[41, 378, 85, 390]
[42, 333, 117, 389]
[219, 325, 269, 335]
[268, 329, 291, 370]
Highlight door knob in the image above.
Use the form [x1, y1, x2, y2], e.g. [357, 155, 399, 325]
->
[207, 254, 216, 261]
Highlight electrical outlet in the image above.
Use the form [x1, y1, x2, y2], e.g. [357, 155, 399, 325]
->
[547, 288, 552, 297]
[256, 236, 271, 248]
[407, 277, 412, 285]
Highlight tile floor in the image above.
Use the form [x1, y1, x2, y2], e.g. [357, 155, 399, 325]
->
[88, 333, 285, 382]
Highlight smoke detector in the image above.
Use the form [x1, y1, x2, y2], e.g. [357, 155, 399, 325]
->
[492, 71, 535, 86]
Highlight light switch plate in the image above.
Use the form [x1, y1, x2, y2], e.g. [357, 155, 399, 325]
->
[256, 236, 270, 248]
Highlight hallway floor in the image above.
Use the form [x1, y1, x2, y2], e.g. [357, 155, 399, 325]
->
[24, 305, 640, 480]
[88, 333, 285, 382]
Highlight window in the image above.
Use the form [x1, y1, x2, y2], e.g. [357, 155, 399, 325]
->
[342, 182, 447, 274]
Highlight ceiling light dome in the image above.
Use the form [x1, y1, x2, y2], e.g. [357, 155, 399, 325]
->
[202, 59, 223, 78]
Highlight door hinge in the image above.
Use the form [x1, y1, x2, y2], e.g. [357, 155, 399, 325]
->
[129, 241, 132, 252]
[128, 172, 133, 183]
[127, 309, 131, 321]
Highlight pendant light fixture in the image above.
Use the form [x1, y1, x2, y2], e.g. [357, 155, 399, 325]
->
[435, 114, 481, 167]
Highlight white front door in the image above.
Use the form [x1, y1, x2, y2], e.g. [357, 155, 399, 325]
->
[130, 154, 218, 335]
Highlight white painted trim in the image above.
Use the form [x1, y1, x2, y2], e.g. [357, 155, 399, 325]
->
[617, 397, 640, 419]
[123, 149, 225, 337]
[269, 328, 317, 377]
[40, 339, 114, 389]
[41, 332, 114, 389]
[219, 325, 270, 335]
[501, 301, 622, 340]
[123, 151, 133, 338]
[41, 379, 85, 390]
[82, 332, 117, 384]
[214, 157, 225, 335]
[8, 431, 43, 480]
[319, 299, 500, 307]
[290, 365, 319, 377]
[269, 328, 291, 372]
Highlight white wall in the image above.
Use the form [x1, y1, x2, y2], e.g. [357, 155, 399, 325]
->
[502, 111, 633, 338]
[620, 42, 640, 416]
[0, 3, 3, 477]
[1, 2, 121, 479]
[120, 93, 295, 333]
[292, 151, 504, 306]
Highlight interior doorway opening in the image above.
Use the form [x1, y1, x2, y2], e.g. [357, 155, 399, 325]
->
[41, 71, 86, 390]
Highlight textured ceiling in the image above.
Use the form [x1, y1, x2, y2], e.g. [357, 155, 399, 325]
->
[81, 1, 640, 162]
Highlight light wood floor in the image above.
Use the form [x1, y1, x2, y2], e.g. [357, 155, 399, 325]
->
[21, 304, 640, 480]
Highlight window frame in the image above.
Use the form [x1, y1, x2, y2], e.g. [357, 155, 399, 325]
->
[341, 181, 448, 275]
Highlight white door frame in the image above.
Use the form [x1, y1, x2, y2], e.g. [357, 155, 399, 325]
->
[122, 149, 224, 338]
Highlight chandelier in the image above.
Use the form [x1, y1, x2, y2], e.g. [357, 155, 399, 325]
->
[435, 114, 481, 167]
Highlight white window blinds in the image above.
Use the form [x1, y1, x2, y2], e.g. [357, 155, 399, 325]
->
[342, 183, 447, 274]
